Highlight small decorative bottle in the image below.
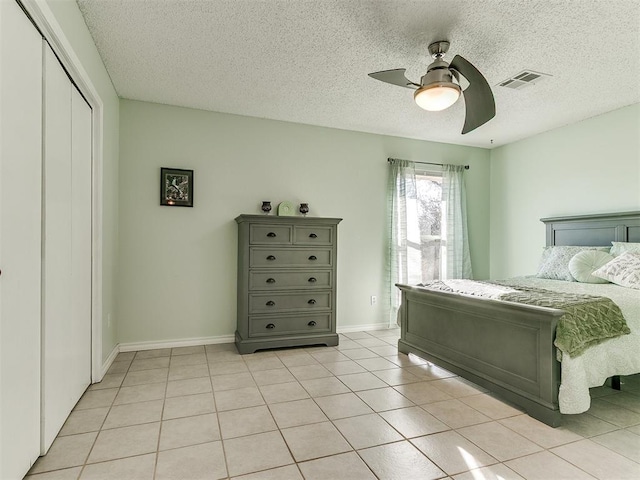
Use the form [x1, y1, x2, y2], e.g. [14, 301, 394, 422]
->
[261, 201, 272, 215]
[299, 203, 309, 216]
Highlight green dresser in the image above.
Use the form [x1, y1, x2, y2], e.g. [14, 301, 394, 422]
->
[235, 215, 342, 354]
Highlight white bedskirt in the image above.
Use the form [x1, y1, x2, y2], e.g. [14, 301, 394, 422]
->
[504, 277, 640, 414]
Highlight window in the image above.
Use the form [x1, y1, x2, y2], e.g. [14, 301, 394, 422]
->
[389, 159, 472, 324]
[405, 170, 445, 284]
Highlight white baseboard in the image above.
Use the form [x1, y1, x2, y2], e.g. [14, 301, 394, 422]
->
[337, 323, 395, 334]
[119, 334, 235, 353]
[99, 344, 120, 380]
[99, 325, 394, 368]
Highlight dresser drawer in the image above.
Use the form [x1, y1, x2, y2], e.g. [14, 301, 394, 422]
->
[249, 292, 331, 314]
[250, 248, 332, 267]
[249, 314, 331, 337]
[249, 225, 292, 245]
[293, 226, 334, 245]
[249, 270, 331, 290]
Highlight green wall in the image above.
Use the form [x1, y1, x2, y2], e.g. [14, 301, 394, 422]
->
[46, 0, 639, 348]
[490, 104, 640, 278]
[47, 0, 120, 361]
[117, 100, 491, 344]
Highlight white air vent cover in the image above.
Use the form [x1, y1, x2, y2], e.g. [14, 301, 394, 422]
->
[497, 70, 551, 90]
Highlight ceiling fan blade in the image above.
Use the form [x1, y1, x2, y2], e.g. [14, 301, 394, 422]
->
[368, 69, 419, 89]
[449, 55, 495, 134]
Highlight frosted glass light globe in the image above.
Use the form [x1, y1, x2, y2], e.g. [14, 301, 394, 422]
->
[414, 84, 461, 111]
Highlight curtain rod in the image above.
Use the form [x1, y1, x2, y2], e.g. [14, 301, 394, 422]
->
[387, 158, 470, 170]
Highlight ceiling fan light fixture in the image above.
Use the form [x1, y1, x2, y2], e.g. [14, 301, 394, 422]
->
[414, 82, 461, 111]
[368, 39, 496, 133]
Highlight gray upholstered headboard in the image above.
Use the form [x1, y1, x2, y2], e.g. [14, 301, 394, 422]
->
[541, 211, 640, 247]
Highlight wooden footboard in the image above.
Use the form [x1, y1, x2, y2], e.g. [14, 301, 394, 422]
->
[397, 284, 564, 426]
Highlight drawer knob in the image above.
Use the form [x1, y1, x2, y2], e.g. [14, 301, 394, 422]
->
[308, 255, 317, 261]
[266, 301, 275, 306]
[267, 232, 277, 238]
[266, 278, 276, 283]
[266, 255, 276, 261]
[308, 277, 317, 283]
[308, 321, 317, 326]
[308, 299, 317, 305]
[309, 233, 318, 238]
[266, 323, 275, 329]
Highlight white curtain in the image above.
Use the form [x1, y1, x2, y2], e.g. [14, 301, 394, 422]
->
[387, 160, 472, 325]
[442, 164, 473, 279]
[387, 159, 417, 325]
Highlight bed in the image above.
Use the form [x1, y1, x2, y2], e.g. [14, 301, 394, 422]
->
[396, 211, 640, 426]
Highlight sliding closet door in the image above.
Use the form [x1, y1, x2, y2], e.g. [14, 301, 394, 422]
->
[41, 44, 92, 452]
[0, 0, 43, 477]
[69, 86, 93, 408]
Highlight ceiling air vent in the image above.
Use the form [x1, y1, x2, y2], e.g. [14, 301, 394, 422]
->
[497, 70, 551, 90]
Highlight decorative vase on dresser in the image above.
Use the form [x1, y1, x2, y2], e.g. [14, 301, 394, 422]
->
[235, 215, 342, 354]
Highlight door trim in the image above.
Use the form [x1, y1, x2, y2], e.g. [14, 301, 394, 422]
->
[20, 0, 104, 383]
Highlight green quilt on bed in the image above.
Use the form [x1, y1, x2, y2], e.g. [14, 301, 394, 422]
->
[422, 280, 631, 358]
[495, 284, 630, 357]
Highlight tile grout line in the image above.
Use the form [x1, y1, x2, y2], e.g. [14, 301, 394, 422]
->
[300, 338, 400, 475]
[330, 335, 402, 479]
[541, 448, 606, 479]
[252, 337, 446, 476]
[289, 336, 383, 479]
[205, 344, 231, 480]
[248, 348, 316, 478]
[77, 352, 135, 478]
[149, 349, 174, 480]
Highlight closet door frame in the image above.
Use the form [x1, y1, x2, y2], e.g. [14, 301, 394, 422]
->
[20, 0, 104, 382]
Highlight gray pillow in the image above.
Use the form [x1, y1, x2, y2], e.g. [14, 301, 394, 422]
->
[610, 242, 640, 257]
[536, 246, 610, 281]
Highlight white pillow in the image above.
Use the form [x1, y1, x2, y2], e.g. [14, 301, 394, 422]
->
[592, 252, 640, 289]
[568, 250, 614, 284]
[536, 246, 610, 282]
[610, 242, 640, 257]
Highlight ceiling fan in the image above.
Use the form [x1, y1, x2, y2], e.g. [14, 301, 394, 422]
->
[368, 41, 495, 134]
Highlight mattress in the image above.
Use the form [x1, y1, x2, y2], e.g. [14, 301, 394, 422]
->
[503, 276, 640, 414]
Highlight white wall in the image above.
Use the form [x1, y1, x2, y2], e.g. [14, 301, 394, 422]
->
[47, 0, 120, 362]
[118, 100, 491, 344]
[490, 104, 640, 278]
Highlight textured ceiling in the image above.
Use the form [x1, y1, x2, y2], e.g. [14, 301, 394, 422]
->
[76, 0, 640, 148]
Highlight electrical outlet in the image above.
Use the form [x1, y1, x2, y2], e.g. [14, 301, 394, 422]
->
[371, 295, 377, 306]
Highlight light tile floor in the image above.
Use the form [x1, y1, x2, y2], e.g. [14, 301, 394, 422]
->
[26, 329, 640, 480]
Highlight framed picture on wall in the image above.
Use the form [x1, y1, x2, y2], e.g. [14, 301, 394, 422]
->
[160, 167, 194, 207]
